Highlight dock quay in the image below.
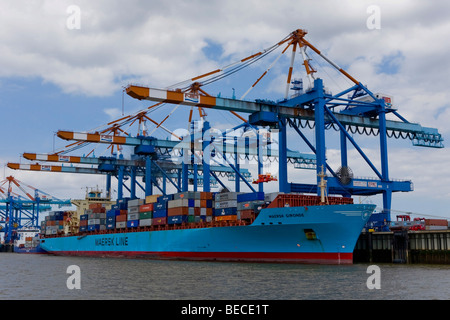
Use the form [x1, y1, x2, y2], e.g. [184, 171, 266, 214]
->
[354, 230, 450, 264]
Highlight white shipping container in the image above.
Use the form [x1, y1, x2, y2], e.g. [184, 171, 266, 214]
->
[128, 206, 139, 214]
[140, 218, 152, 227]
[425, 225, 448, 231]
[215, 192, 242, 202]
[127, 213, 140, 221]
[168, 198, 189, 208]
[215, 200, 237, 209]
[116, 221, 126, 229]
[128, 199, 145, 207]
[88, 219, 100, 225]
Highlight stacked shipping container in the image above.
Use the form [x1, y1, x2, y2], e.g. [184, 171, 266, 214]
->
[71, 191, 357, 234]
[41, 211, 78, 235]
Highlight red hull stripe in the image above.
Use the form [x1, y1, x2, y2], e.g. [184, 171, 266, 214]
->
[50, 251, 353, 264]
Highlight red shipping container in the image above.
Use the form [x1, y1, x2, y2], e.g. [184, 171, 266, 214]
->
[153, 217, 167, 225]
[139, 203, 153, 212]
[89, 203, 103, 210]
[239, 209, 255, 220]
[116, 215, 127, 222]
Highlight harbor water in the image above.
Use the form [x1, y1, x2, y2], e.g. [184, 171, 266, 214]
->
[1, 253, 449, 300]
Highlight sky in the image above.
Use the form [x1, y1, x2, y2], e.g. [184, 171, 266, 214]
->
[1, 0, 450, 220]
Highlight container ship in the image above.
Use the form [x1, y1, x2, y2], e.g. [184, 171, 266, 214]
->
[40, 182, 375, 264]
[14, 228, 47, 254]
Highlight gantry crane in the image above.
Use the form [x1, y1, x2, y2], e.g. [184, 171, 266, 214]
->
[0, 176, 71, 244]
[124, 28, 443, 223]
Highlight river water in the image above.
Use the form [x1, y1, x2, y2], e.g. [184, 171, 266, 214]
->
[1, 253, 449, 301]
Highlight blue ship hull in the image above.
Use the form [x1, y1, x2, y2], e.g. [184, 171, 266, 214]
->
[40, 204, 375, 264]
[14, 245, 47, 254]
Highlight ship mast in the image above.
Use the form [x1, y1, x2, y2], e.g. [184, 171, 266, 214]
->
[318, 165, 328, 205]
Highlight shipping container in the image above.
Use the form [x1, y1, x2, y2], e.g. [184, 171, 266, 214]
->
[174, 191, 196, 200]
[215, 192, 242, 202]
[214, 207, 237, 216]
[238, 209, 255, 220]
[200, 216, 213, 223]
[157, 194, 174, 203]
[215, 215, 238, 222]
[168, 199, 189, 208]
[237, 200, 265, 211]
[116, 215, 127, 222]
[200, 208, 213, 216]
[88, 225, 100, 231]
[200, 192, 213, 200]
[154, 202, 167, 210]
[237, 192, 264, 203]
[168, 215, 189, 224]
[128, 206, 139, 214]
[153, 209, 167, 218]
[139, 203, 153, 212]
[140, 218, 152, 227]
[128, 198, 145, 207]
[168, 207, 189, 216]
[152, 217, 167, 225]
[127, 213, 140, 221]
[116, 221, 126, 229]
[145, 194, 161, 204]
[127, 220, 139, 228]
[215, 200, 237, 209]
[139, 211, 152, 220]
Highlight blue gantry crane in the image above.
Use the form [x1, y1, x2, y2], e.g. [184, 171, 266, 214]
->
[124, 29, 443, 227]
[0, 176, 71, 244]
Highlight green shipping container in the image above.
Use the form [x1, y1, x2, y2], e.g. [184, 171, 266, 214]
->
[139, 211, 153, 220]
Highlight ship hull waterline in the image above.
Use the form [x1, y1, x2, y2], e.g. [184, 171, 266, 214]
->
[40, 204, 375, 265]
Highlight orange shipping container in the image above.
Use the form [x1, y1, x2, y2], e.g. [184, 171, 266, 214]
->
[116, 215, 127, 222]
[168, 207, 189, 216]
[139, 204, 153, 212]
[215, 215, 238, 222]
[200, 192, 213, 200]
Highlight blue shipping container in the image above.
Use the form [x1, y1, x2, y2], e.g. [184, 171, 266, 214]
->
[154, 202, 167, 210]
[158, 194, 174, 203]
[237, 192, 265, 203]
[106, 216, 115, 223]
[127, 220, 139, 228]
[153, 209, 167, 218]
[88, 225, 100, 231]
[80, 226, 87, 232]
[214, 207, 237, 216]
[80, 214, 88, 221]
[188, 199, 195, 207]
[168, 215, 189, 224]
[106, 209, 120, 217]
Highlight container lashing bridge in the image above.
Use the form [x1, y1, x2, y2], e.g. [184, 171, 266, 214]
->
[8, 28, 443, 226]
